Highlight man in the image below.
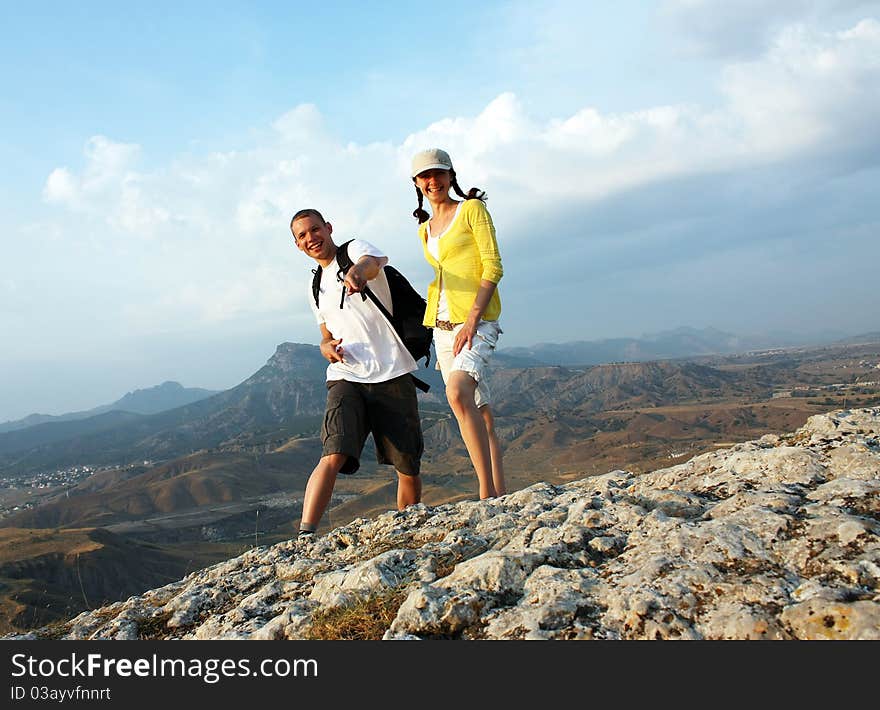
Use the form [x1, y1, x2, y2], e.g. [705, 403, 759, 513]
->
[290, 208, 423, 537]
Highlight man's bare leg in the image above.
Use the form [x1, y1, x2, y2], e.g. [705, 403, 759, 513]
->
[299, 453, 348, 532]
[396, 470, 422, 510]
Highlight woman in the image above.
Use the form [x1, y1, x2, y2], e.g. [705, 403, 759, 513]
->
[410, 148, 506, 499]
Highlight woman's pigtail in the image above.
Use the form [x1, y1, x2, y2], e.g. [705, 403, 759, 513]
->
[413, 186, 430, 223]
[450, 169, 487, 202]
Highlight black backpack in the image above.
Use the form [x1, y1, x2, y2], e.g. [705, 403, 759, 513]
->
[311, 240, 433, 392]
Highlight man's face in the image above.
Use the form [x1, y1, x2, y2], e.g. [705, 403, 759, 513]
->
[291, 215, 334, 261]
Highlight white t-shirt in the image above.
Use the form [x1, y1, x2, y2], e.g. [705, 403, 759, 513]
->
[309, 238, 417, 383]
[425, 201, 462, 322]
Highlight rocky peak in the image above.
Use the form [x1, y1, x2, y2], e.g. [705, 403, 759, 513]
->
[10, 408, 879, 641]
[269, 342, 322, 365]
[244, 342, 326, 383]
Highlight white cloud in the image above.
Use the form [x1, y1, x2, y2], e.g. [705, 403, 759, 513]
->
[43, 168, 78, 203]
[404, 18, 879, 213]
[661, 0, 878, 58]
[721, 19, 880, 155]
[82, 135, 140, 181]
[122, 262, 295, 328]
[272, 103, 331, 146]
[40, 135, 163, 234]
[31, 17, 879, 349]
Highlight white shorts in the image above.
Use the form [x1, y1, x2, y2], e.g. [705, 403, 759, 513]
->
[433, 320, 502, 408]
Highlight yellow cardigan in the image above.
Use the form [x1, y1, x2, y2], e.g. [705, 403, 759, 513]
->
[419, 199, 503, 327]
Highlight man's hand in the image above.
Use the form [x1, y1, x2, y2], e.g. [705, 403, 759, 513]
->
[320, 337, 344, 363]
[343, 265, 366, 295]
[343, 255, 386, 296]
[343, 262, 368, 296]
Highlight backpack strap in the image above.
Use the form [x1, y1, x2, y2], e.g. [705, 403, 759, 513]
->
[409, 374, 431, 393]
[334, 239, 354, 273]
[312, 239, 430, 394]
[358, 287, 430, 393]
[310, 267, 321, 307]
[311, 239, 355, 309]
[334, 240, 361, 309]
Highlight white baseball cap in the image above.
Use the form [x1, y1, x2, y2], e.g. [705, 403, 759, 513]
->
[411, 148, 453, 178]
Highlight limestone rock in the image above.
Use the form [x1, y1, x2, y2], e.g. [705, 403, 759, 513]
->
[6, 408, 878, 641]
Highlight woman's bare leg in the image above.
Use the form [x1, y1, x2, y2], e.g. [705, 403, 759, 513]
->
[446, 371, 496, 499]
[480, 405, 506, 496]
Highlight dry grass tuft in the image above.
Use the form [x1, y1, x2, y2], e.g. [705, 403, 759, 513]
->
[137, 611, 174, 640]
[34, 620, 73, 640]
[306, 587, 409, 640]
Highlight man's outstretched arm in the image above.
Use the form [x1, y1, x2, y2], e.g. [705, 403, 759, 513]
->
[343, 255, 388, 295]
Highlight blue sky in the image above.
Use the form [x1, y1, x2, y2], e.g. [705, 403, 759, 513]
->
[1, 0, 879, 421]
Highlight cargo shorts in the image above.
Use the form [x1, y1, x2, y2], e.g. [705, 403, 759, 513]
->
[321, 374, 423, 476]
[433, 319, 502, 408]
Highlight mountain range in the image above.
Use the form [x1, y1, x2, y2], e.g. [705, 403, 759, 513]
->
[0, 344, 334, 475]
[499, 325, 879, 367]
[0, 381, 219, 434]
[0, 336, 781, 479]
[5, 325, 875, 438]
[0, 353, 783, 531]
[3, 326, 879, 481]
[5, 334, 876, 535]
[0, 330, 877, 633]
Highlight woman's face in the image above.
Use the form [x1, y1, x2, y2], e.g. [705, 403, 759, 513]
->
[414, 168, 452, 200]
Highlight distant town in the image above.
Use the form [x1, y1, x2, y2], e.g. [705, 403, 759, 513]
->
[774, 380, 879, 399]
[0, 461, 153, 517]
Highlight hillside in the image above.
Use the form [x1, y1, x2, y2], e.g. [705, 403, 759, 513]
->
[0, 343, 331, 475]
[4, 340, 878, 535]
[1, 447, 319, 530]
[0, 340, 877, 634]
[9, 408, 878, 641]
[0, 355, 799, 532]
[0, 527, 232, 634]
[4, 339, 876, 481]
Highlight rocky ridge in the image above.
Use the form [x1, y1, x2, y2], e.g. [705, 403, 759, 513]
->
[9, 408, 879, 641]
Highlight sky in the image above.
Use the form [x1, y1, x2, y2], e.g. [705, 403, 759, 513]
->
[1, 0, 879, 422]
